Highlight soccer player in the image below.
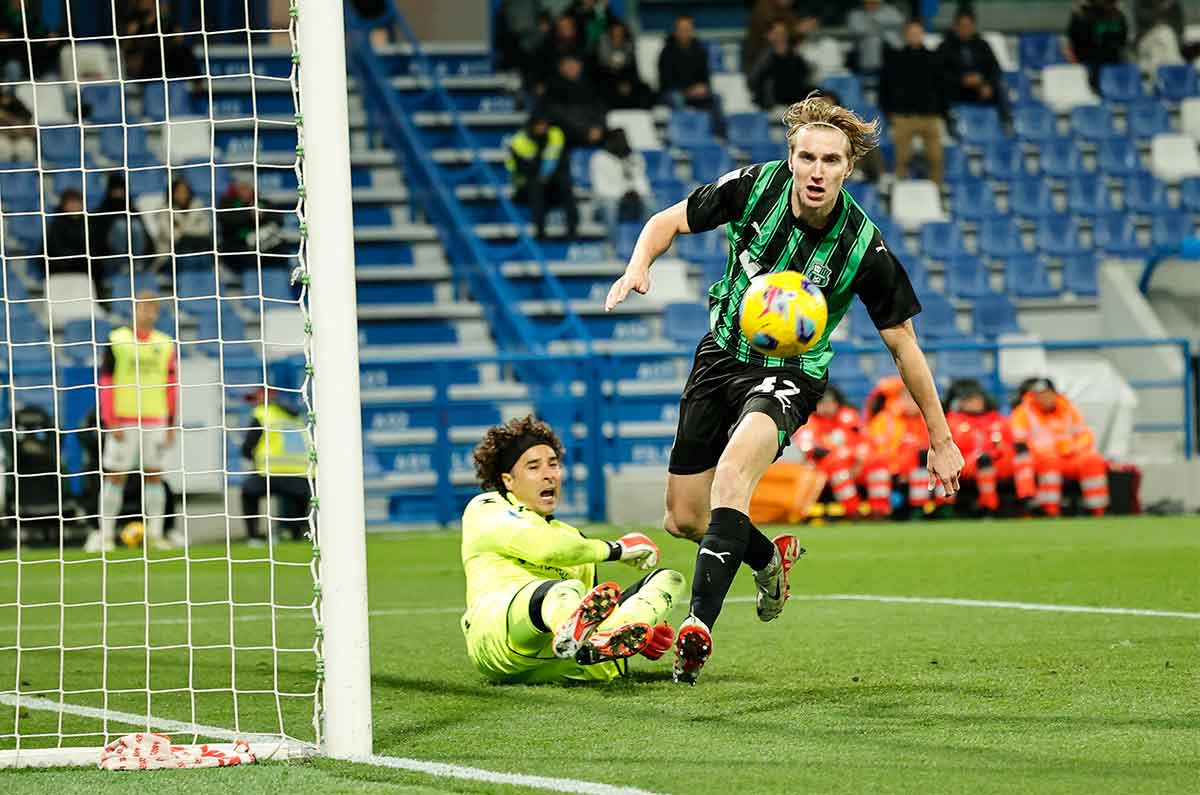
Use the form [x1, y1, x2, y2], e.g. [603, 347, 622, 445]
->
[461, 415, 686, 684]
[604, 95, 964, 684]
[86, 291, 178, 552]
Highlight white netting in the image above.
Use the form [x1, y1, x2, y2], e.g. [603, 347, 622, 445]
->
[0, 0, 321, 760]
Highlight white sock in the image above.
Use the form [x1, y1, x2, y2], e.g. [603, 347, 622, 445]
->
[144, 481, 167, 541]
[99, 480, 123, 543]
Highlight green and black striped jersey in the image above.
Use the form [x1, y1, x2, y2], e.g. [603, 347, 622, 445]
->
[685, 160, 922, 379]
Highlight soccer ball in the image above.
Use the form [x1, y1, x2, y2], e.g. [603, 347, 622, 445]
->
[738, 271, 828, 358]
[120, 521, 145, 548]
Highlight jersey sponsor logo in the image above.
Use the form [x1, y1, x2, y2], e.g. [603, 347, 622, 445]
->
[699, 548, 732, 563]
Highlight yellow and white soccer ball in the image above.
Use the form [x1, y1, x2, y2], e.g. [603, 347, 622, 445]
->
[120, 521, 145, 548]
[739, 271, 828, 358]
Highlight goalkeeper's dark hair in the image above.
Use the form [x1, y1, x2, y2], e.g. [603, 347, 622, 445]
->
[473, 414, 564, 491]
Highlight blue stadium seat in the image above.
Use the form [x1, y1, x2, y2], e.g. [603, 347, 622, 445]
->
[128, 166, 169, 199]
[0, 169, 42, 213]
[1061, 253, 1099, 296]
[820, 75, 864, 111]
[1096, 137, 1141, 177]
[846, 182, 885, 218]
[952, 105, 1005, 146]
[39, 127, 82, 168]
[1039, 137, 1085, 179]
[950, 177, 999, 221]
[972, 292, 1022, 337]
[1181, 177, 1200, 213]
[640, 149, 676, 187]
[919, 221, 968, 261]
[1069, 105, 1118, 141]
[686, 143, 734, 184]
[100, 127, 157, 166]
[614, 221, 641, 261]
[938, 348, 993, 383]
[942, 145, 971, 183]
[944, 256, 992, 299]
[79, 82, 123, 124]
[1002, 71, 1035, 107]
[1036, 214, 1085, 256]
[983, 139, 1028, 180]
[1091, 212, 1147, 258]
[1003, 255, 1059, 298]
[143, 81, 194, 122]
[662, 302, 709, 348]
[1014, 104, 1057, 142]
[1066, 173, 1113, 215]
[1155, 65, 1199, 101]
[1098, 64, 1145, 103]
[651, 177, 687, 205]
[569, 148, 595, 191]
[258, 267, 294, 301]
[1123, 171, 1170, 214]
[827, 355, 873, 403]
[1006, 176, 1056, 221]
[676, 230, 727, 268]
[63, 317, 112, 344]
[979, 217, 1027, 258]
[1127, 99, 1171, 139]
[744, 142, 781, 165]
[1018, 33, 1064, 71]
[177, 269, 217, 298]
[726, 112, 772, 146]
[667, 110, 714, 146]
[6, 215, 44, 252]
[1151, 211, 1193, 251]
[915, 291, 959, 339]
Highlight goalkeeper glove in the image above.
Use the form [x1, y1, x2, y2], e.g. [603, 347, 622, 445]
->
[640, 621, 675, 661]
[609, 532, 659, 570]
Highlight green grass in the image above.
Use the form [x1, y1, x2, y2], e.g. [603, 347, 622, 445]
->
[4, 516, 1200, 793]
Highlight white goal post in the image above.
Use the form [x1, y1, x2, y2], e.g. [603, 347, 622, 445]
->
[0, 0, 371, 767]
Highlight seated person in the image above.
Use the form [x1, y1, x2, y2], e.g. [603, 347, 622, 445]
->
[791, 385, 867, 518]
[240, 387, 312, 544]
[506, 110, 579, 240]
[944, 380, 1035, 516]
[862, 377, 950, 517]
[936, 8, 1005, 114]
[461, 415, 684, 683]
[748, 20, 816, 110]
[588, 127, 652, 231]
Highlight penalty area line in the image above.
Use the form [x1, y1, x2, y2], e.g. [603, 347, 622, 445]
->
[725, 593, 1200, 619]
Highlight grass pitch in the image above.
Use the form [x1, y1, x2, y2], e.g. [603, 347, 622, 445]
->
[3, 516, 1199, 793]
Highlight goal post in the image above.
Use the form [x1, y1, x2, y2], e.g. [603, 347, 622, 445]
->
[0, 0, 371, 767]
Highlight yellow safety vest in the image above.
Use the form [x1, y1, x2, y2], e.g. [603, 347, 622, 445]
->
[252, 403, 311, 475]
[110, 326, 174, 422]
[505, 126, 565, 189]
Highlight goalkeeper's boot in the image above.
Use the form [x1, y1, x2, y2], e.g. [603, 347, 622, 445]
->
[672, 616, 712, 685]
[84, 530, 114, 554]
[552, 582, 621, 660]
[574, 622, 651, 665]
[753, 534, 806, 622]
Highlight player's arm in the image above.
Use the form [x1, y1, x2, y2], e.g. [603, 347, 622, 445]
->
[604, 199, 690, 311]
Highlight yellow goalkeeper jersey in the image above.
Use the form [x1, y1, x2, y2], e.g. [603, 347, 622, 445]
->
[461, 490, 611, 614]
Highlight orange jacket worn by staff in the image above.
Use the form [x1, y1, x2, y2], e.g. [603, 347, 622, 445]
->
[861, 377, 948, 516]
[792, 386, 868, 518]
[945, 383, 1035, 514]
[1010, 379, 1108, 516]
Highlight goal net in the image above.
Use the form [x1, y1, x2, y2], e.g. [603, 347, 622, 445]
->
[0, 0, 370, 766]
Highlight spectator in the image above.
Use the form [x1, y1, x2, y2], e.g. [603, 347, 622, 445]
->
[0, 4, 60, 82]
[791, 385, 867, 519]
[588, 127, 652, 231]
[1133, 1, 1184, 78]
[937, 7, 1004, 113]
[1010, 378, 1109, 517]
[748, 20, 816, 110]
[217, 173, 283, 276]
[506, 110, 578, 241]
[595, 20, 654, 109]
[543, 55, 607, 147]
[570, 0, 618, 54]
[45, 189, 89, 278]
[846, 0, 906, 75]
[744, 0, 800, 72]
[0, 86, 34, 162]
[532, 13, 586, 93]
[1067, 0, 1130, 89]
[119, 0, 199, 80]
[945, 381, 1036, 516]
[658, 15, 713, 110]
[862, 378, 951, 518]
[794, 15, 844, 85]
[240, 387, 313, 545]
[170, 177, 211, 255]
[494, 0, 544, 73]
[879, 18, 946, 184]
[90, 174, 151, 284]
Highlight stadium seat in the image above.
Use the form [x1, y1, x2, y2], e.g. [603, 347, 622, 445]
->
[1066, 173, 1113, 215]
[1128, 99, 1172, 140]
[651, 178, 687, 206]
[978, 217, 1027, 258]
[983, 139, 1029, 180]
[39, 127, 82, 168]
[662, 302, 709, 348]
[1149, 134, 1200, 182]
[1006, 176, 1056, 221]
[944, 256, 992, 299]
[640, 149, 676, 187]
[744, 142, 782, 165]
[675, 230, 727, 269]
[1061, 253, 1099, 296]
[1155, 64, 1198, 102]
[570, 148, 595, 191]
[1041, 64, 1099, 112]
[952, 105, 1005, 146]
[1039, 137, 1086, 180]
[950, 177, 999, 221]
[100, 126, 156, 166]
[1013, 104, 1057, 142]
[942, 145, 971, 184]
[6, 214, 44, 252]
[827, 354, 872, 401]
[143, 80, 196, 122]
[1182, 97, 1200, 141]
[1091, 212, 1148, 259]
[177, 269, 217, 298]
[821, 75, 864, 112]
[725, 112, 772, 146]
[1018, 32, 1064, 71]
[1096, 137, 1142, 177]
[1123, 171, 1170, 214]
[1036, 214, 1085, 256]
[15, 83, 72, 126]
[607, 110, 660, 150]
[79, 82, 123, 124]
[1181, 177, 1200, 212]
[919, 221, 968, 261]
[1002, 71, 1035, 107]
[1098, 64, 1145, 103]
[846, 182, 885, 218]
[686, 143, 734, 184]
[1002, 255, 1059, 298]
[1069, 105, 1118, 141]
[711, 74, 754, 114]
[62, 317, 112, 345]
[1151, 211, 1194, 251]
[166, 119, 213, 165]
[0, 169, 42, 213]
[128, 166, 169, 199]
[667, 110, 714, 147]
[972, 292, 1022, 337]
[614, 221, 641, 262]
[891, 180, 946, 230]
[915, 291, 959, 339]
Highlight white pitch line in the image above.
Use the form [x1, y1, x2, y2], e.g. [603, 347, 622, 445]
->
[0, 693, 662, 794]
[726, 593, 1200, 619]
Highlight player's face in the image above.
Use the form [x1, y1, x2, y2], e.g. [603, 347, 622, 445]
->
[134, 299, 160, 332]
[501, 444, 561, 516]
[787, 127, 853, 214]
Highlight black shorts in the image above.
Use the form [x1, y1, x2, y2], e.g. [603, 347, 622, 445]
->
[667, 334, 826, 476]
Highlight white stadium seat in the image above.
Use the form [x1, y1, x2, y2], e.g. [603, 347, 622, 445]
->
[712, 73, 754, 114]
[891, 179, 947, 231]
[1180, 97, 1200, 142]
[606, 109, 661, 150]
[44, 274, 95, 328]
[636, 35, 663, 91]
[15, 83, 73, 126]
[1149, 133, 1200, 182]
[983, 32, 1017, 73]
[165, 118, 213, 165]
[1040, 64, 1099, 112]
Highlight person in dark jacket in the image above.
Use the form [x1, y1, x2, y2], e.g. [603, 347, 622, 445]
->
[506, 110, 578, 241]
[658, 15, 713, 109]
[46, 189, 89, 277]
[879, 18, 947, 184]
[747, 20, 815, 109]
[936, 7, 1004, 114]
[543, 54, 607, 147]
[1067, 0, 1129, 89]
[595, 20, 654, 109]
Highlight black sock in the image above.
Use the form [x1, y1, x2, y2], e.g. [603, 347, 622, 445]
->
[743, 526, 777, 571]
[527, 580, 559, 633]
[689, 507, 751, 628]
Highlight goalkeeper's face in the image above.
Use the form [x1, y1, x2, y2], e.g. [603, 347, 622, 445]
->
[501, 444, 561, 516]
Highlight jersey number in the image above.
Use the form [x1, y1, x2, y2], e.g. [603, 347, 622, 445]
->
[752, 376, 801, 411]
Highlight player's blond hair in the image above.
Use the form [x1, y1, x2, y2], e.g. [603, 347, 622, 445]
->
[782, 94, 879, 163]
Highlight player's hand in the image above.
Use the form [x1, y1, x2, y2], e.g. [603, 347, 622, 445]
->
[928, 439, 965, 497]
[615, 532, 659, 570]
[604, 267, 650, 312]
[640, 621, 675, 661]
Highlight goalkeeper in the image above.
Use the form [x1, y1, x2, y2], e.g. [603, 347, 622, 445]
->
[462, 415, 685, 683]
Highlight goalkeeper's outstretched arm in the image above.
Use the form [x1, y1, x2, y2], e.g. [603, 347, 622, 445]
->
[604, 199, 691, 311]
